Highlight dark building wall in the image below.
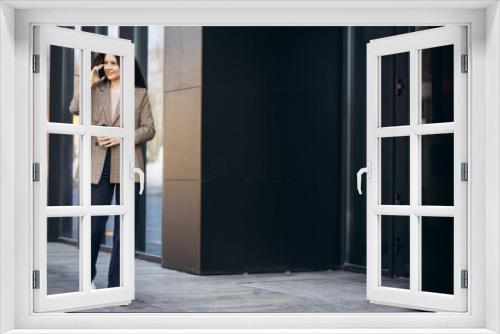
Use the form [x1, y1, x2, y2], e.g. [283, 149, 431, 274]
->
[200, 27, 343, 273]
[163, 26, 454, 292]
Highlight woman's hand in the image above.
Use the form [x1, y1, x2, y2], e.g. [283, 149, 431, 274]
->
[97, 136, 120, 148]
[91, 64, 104, 85]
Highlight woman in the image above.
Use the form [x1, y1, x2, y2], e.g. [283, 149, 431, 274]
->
[70, 53, 156, 288]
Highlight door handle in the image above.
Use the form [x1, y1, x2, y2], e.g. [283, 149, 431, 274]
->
[356, 162, 371, 195]
[129, 162, 145, 195]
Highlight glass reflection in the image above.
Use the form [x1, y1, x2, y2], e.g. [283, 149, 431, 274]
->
[47, 217, 80, 295]
[47, 134, 80, 206]
[50, 45, 81, 125]
[381, 215, 410, 289]
[421, 134, 454, 206]
[421, 217, 454, 294]
[421, 45, 454, 124]
[381, 52, 410, 127]
[381, 137, 410, 205]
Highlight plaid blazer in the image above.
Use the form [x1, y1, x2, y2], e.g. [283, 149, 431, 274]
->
[69, 81, 156, 184]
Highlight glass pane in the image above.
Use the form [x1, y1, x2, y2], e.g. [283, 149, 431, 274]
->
[421, 134, 454, 206]
[421, 217, 454, 294]
[91, 215, 122, 289]
[49, 45, 82, 125]
[90, 136, 122, 205]
[421, 45, 454, 124]
[381, 52, 410, 127]
[380, 216, 410, 289]
[47, 217, 80, 295]
[90, 53, 123, 128]
[47, 134, 80, 206]
[381, 137, 410, 205]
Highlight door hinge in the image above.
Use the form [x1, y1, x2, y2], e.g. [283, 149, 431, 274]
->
[461, 162, 468, 182]
[32, 163, 40, 182]
[461, 54, 468, 73]
[461, 269, 468, 289]
[32, 270, 40, 289]
[32, 55, 40, 73]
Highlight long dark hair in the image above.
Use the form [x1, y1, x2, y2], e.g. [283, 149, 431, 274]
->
[91, 53, 147, 89]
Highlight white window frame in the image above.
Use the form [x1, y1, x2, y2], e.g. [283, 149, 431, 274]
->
[0, 1, 498, 333]
[365, 26, 468, 312]
[32, 26, 137, 312]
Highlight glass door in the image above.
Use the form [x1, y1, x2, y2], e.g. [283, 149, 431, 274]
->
[33, 26, 137, 312]
[361, 26, 467, 312]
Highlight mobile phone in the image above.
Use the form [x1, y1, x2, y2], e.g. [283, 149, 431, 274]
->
[98, 67, 105, 78]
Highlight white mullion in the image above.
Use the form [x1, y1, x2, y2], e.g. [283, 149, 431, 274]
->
[120, 55, 126, 289]
[78, 216, 83, 293]
[375, 205, 411, 216]
[46, 205, 127, 217]
[414, 122, 454, 135]
[46, 206, 85, 217]
[414, 206, 454, 217]
[77, 49, 84, 294]
[374, 205, 454, 217]
[47, 127, 127, 142]
[81, 49, 92, 294]
[375, 125, 412, 138]
[47, 123, 86, 135]
[411, 214, 422, 292]
[89, 205, 127, 216]
[377, 215, 382, 287]
[82, 50, 91, 209]
[89, 125, 127, 138]
[122, 51, 135, 297]
[375, 123, 454, 138]
[120, 215, 124, 288]
[81, 214, 91, 294]
[46, 123, 127, 138]
[38, 33, 51, 308]
[409, 48, 420, 294]
[366, 43, 380, 300]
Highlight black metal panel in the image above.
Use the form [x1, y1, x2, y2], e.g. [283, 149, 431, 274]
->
[201, 27, 343, 273]
[342, 27, 415, 271]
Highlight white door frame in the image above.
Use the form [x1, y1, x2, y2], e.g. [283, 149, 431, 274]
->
[0, 2, 498, 333]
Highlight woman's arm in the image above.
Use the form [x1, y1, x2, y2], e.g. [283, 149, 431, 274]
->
[135, 89, 156, 145]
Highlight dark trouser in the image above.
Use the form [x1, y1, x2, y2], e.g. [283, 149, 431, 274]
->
[90, 149, 138, 288]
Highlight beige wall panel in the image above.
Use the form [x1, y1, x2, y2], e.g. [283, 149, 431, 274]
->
[162, 180, 201, 273]
[164, 26, 202, 92]
[164, 87, 201, 180]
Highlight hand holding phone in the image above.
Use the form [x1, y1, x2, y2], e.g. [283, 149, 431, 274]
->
[91, 64, 104, 85]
